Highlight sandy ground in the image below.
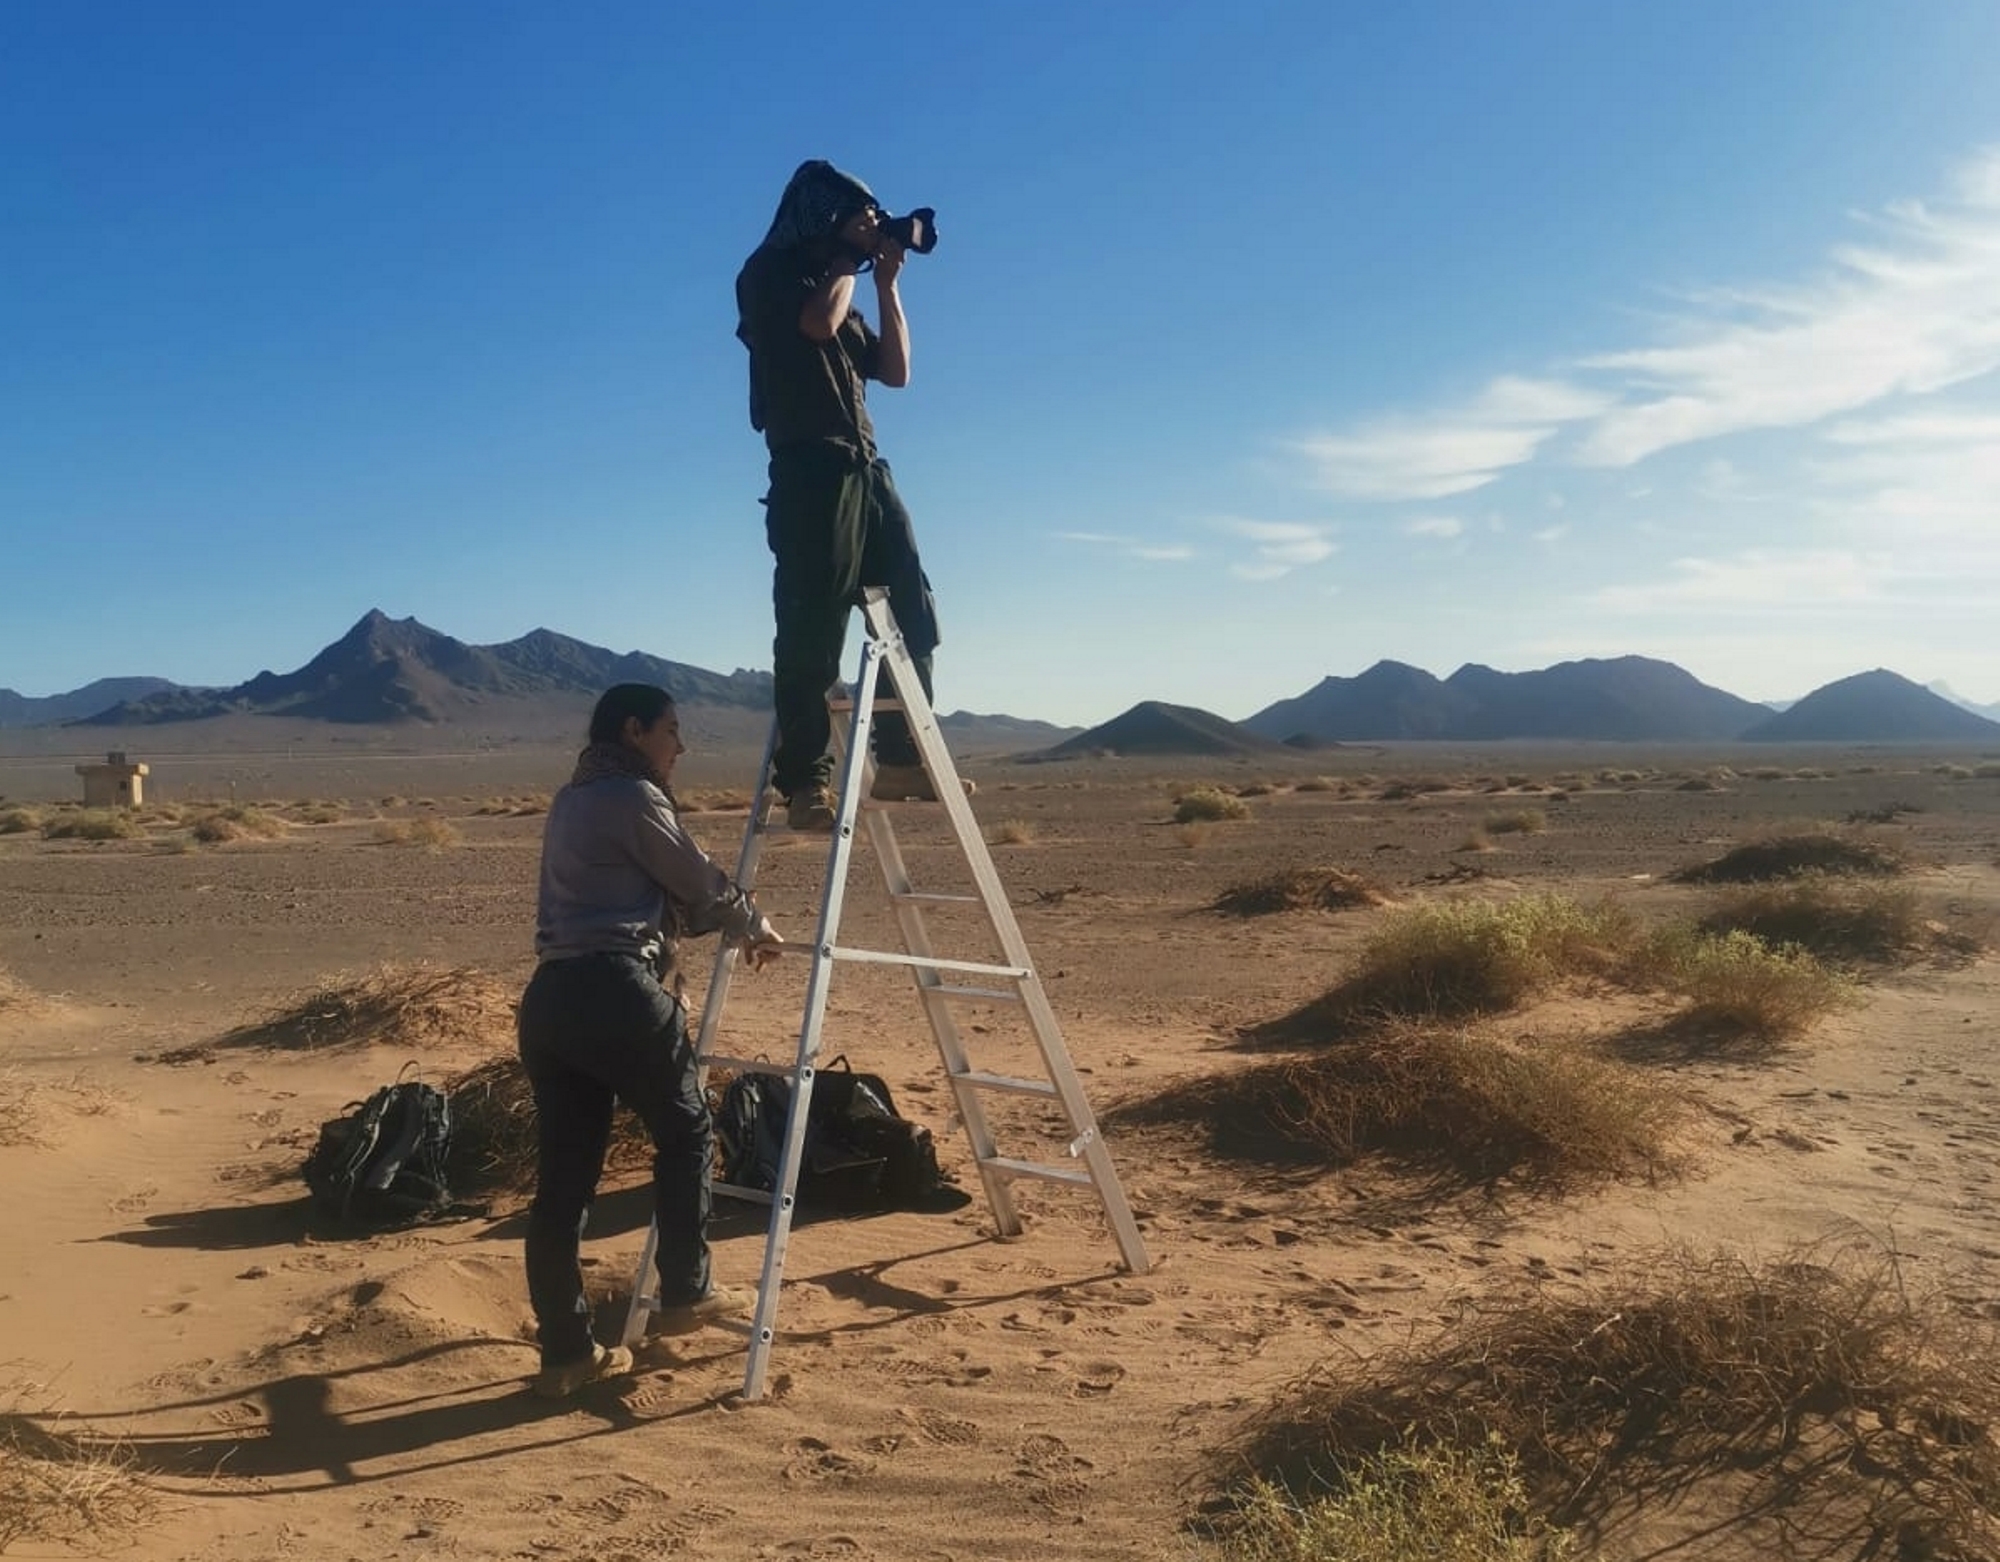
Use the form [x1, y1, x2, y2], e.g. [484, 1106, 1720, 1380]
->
[3, 739, 1999, 1560]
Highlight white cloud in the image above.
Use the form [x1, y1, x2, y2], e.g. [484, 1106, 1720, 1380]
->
[1576, 148, 2000, 466]
[1290, 376, 1612, 499]
[1215, 517, 1337, 578]
[1402, 515, 1464, 539]
[1533, 524, 1568, 544]
[1053, 530, 1195, 563]
[1586, 549, 1883, 613]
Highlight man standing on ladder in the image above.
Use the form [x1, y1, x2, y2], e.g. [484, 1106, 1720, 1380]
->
[735, 158, 956, 833]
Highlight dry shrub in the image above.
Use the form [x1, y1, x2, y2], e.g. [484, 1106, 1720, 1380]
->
[0, 808, 40, 836]
[443, 1052, 650, 1195]
[1642, 928, 1857, 1039]
[989, 817, 1036, 845]
[1456, 830, 1495, 854]
[1176, 786, 1250, 823]
[1176, 823, 1209, 849]
[0, 970, 34, 1018]
[207, 965, 514, 1054]
[1213, 868, 1386, 917]
[1237, 781, 1283, 798]
[1212, 1440, 1572, 1561]
[1299, 895, 1640, 1028]
[1697, 874, 1969, 968]
[1, 1374, 161, 1554]
[1976, 762, 2000, 780]
[289, 802, 345, 825]
[1379, 777, 1457, 801]
[189, 805, 287, 843]
[1122, 1020, 1683, 1189]
[1294, 776, 1340, 793]
[0, 1071, 38, 1149]
[41, 810, 138, 842]
[373, 817, 459, 849]
[1230, 1244, 2000, 1559]
[1484, 809, 1547, 835]
[1673, 832, 1906, 884]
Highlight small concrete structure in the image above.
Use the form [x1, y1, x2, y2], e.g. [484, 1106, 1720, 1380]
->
[76, 751, 148, 809]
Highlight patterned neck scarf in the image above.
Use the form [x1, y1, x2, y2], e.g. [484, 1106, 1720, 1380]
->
[569, 741, 679, 810]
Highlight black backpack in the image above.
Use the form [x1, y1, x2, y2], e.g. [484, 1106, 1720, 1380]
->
[716, 1056, 950, 1212]
[302, 1074, 456, 1226]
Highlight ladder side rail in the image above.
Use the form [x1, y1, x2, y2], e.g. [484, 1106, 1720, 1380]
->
[691, 716, 783, 1069]
[857, 802, 1023, 1238]
[739, 636, 888, 1401]
[624, 716, 784, 1347]
[867, 599, 1151, 1274]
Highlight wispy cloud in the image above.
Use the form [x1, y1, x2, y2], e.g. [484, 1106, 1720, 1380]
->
[1053, 529, 1194, 563]
[1402, 515, 1464, 539]
[1576, 149, 2000, 466]
[1216, 517, 1337, 579]
[1586, 549, 1883, 613]
[1290, 376, 1611, 500]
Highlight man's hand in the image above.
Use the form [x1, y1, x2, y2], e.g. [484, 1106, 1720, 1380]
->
[872, 235, 905, 286]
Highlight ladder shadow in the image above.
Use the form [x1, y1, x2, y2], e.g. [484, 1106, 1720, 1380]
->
[41, 1341, 726, 1492]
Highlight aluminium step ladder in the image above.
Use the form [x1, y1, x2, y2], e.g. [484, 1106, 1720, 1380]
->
[623, 588, 1149, 1400]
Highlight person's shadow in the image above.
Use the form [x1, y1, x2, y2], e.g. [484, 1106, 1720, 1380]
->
[52, 1340, 725, 1492]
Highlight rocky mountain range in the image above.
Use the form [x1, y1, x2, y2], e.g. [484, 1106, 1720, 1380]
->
[5, 614, 1997, 749]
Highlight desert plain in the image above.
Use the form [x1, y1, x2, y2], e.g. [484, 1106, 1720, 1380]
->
[3, 727, 2000, 1561]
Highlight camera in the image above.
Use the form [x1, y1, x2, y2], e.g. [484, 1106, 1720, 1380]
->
[878, 207, 938, 255]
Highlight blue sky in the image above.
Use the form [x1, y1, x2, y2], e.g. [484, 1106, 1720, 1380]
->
[5, 1, 1998, 726]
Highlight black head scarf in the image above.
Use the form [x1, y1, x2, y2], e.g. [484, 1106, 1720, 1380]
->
[757, 159, 879, 253]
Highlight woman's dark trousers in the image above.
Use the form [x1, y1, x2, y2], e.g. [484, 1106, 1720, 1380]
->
[765, 439, 940, 799]
[517, 952, 712, 1368]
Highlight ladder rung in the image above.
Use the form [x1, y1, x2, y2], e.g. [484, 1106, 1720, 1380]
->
[828, 946, 1029, 980]
[701, 1055, 799, 1077]
[827, 695, 906, 713]
[981, 1155, 1095, 1188]
[890, 890, 980, 906]
[953, 1070, 1060, 1098]
[713, 1181, 776, 1204]
[924, 983, 1026, 1003]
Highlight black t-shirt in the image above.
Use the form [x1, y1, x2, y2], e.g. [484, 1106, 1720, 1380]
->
[736, 246, 880, 452]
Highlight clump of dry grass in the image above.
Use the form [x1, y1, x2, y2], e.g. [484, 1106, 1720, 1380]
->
[189, 805, 288, 844]
[0, 970, 34, 1018]
[989, 818, 1037, 845]
[0, 1070, 39, 1149]
[1639, 929, 1858, 1040]
[1294, 776, 1342, 794]
[1213, 868, 1387, 917]
[0, 808, 41, 836]
[1456, 830, 1495, 854]
[1484, 809, 1547, 835]
[41, 810, 138, 842]
[1379, 776, 1458, 801]
[205, 965, 514, 1054]
[1176, 823, 1210, 848]
[373, 817, 460, 849]
[1122, 1019, 1684, 1190]
[443, 1053, 651, 1195]
[1294, 895, 1640, 1029]
[1175, 786, 1251, 823]
[1, 1374, 161, 1554]
[1211, 1439, 1572, 1561]
[1672, 832, 1907, 884]
[1229, 1244, 2000, 1559]
[1696, 874, 1969, 968]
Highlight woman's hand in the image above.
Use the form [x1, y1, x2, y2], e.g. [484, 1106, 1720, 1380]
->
[736, 912, 786, 972]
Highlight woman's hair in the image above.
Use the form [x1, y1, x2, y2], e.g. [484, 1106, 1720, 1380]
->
[588, 683, 676, 745]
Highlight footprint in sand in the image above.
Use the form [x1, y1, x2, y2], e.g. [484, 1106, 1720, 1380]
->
[908, 1407, 981, 1445]
[782, 1436, 876, 1484]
